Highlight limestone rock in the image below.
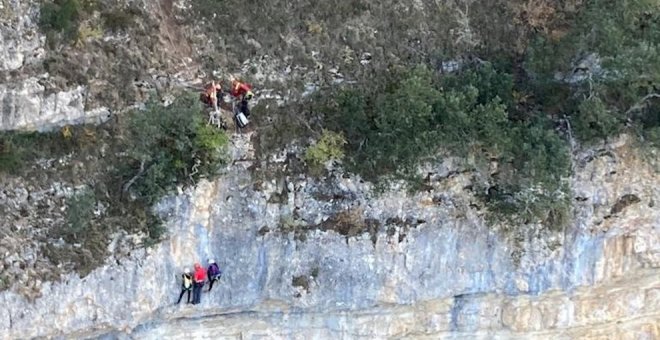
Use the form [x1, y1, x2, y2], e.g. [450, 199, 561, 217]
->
[0, 1, 44, 72]
[0, 77, 111, 131]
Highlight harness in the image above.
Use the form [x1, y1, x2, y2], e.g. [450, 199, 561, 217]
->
[182, 274, 193, 290]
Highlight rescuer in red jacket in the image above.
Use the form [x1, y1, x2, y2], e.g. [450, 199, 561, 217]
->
[192, 262, 206, 304]
[230, 79, 254, 117]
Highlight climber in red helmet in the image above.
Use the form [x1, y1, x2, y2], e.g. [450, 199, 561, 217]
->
[192, 262, 206, 305]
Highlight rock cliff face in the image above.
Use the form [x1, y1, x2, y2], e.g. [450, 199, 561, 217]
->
[0, 133, 658, 339]
[0, 1, 110, 131]
[0, 77, 112, 131]
[0, 1, 43, 72]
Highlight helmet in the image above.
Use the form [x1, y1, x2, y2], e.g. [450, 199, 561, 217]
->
[209, 259, 216, 264]
[184, 268, 191, 274]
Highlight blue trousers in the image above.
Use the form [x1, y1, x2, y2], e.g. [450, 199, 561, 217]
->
[192, 282, 204, 304]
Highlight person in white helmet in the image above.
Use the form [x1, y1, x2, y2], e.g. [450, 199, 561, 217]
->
[206, 259, 222, 292]
[176, 268, 193, 304]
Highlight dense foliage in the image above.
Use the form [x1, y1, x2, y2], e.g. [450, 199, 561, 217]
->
[525, 0, 660, 144]
[39, 0, 137, 45]
[119, 94, 229, 206]
[39, 0, 85, 36]
[315, 64, 571, 227]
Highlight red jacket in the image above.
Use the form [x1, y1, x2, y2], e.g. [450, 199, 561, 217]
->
[193, 264, 206, 283]
[231, 81, 252, 98]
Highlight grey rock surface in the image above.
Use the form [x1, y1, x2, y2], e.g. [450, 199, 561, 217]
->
[0, 77, 111, 131]
[0, 0, 43, 72]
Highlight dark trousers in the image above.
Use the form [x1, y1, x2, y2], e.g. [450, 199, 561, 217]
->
[192, 282, 204, 304]
[240, 99, 250, 117]
[177, 288, 191, 304]
[208, 277, 218, 292]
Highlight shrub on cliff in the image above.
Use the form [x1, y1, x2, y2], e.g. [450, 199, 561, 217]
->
[39, 0, 83, 35]
[39, 0, 98, 44]
[63, 188, 96, 241]
[525, 0, 660, 144]
[304, 130, 347, 174]
[319, 63, 571, 227]
[0, 139, 23, 174]
[0, 129, 80, 174]
[118, 93, 229, 206]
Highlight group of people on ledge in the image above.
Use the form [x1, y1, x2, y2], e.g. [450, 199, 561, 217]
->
[176, 259, 222, 305]
[200, 77, 254, 115]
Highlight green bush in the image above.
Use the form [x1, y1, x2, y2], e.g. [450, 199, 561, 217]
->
[323, 66, 443, 179]
[64, 189, 96, 241]
[0, 139, 24, 174]
[101, 7, 138, 32]
[573, 96, 621, 141]
[119, 93, 229, 205]
[486, 118, 571, 228]
[39, 0, 99, 44]
[305, 129, 346, 173]
[323, 64, 518, 179]
[39, 0, 82, 33]
[0, 130, 79, 174]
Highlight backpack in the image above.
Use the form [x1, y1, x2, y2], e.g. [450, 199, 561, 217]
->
[235, 112, 249, 128]
[182, 274, 192, 290]
[208, 263, 221, 279]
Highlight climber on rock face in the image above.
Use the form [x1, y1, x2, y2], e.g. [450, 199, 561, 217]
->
[207, 259, 222, 292]
[192, 262, 206, 304]
[176, 268, 193, 305]
[230, 78, 254, 117]
[200, 80, 223, 112]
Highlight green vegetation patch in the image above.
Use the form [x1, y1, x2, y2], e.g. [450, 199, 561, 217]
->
[39, 0, 98, 44]
[118, 94, 229, 207]
[39, 0, 140, 46]
[304, 129, 346, 174]
[309, 63, 571, 228]
[525, 0, 660, 144]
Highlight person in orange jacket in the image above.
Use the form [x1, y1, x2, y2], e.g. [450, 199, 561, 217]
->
[200, 81, 223, 112]
[230, 79, 254, 117]
[192, 262, 206, 304]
